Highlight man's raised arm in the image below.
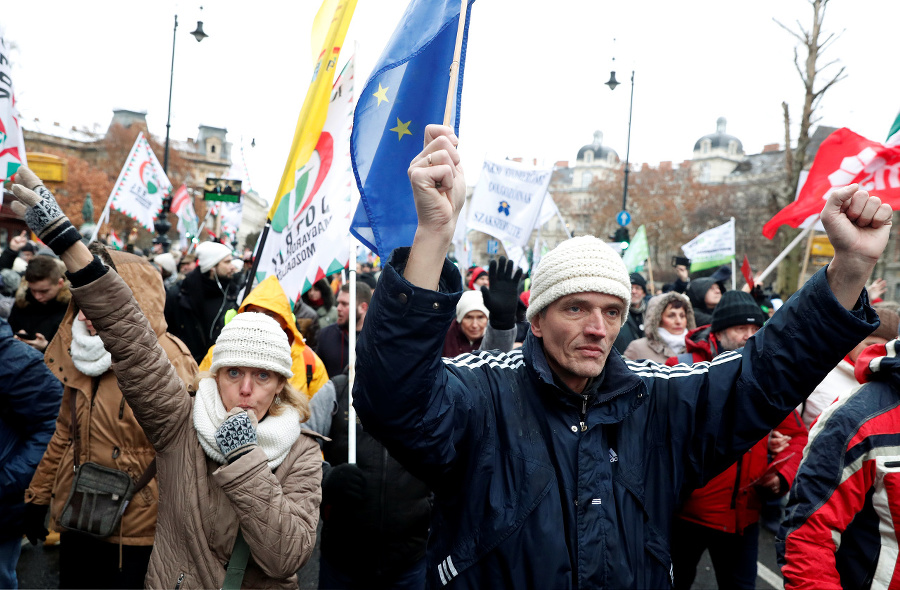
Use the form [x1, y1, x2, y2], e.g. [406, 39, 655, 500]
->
[403, 124, 466, 291]
[822, 184, 892, 309]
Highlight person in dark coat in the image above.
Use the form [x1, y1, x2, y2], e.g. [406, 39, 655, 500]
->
[352, 124, 889, 588]
[8, 255, 71, 352]
[685, 276, 725, 327]
[316, 282, 372, 377]
[0, 318, 63, 588]
[164, 241, 238, 363]
[612, 272, 650, 354]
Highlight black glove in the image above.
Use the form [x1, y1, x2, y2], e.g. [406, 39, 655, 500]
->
[481, 256, 523, 330]
[9, 167, 82, 256]
[323, 463, 367, 505]
[23, 503, 49, 546]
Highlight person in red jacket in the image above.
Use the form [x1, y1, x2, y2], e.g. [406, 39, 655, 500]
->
[667, 290, 808, 589]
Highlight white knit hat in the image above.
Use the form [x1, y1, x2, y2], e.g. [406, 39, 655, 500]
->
[526, 235, 631, 322]
[153, 252, 176, 276]
[210, 312, 293, 379]
[456, 290, 490, 323]
[196, 241, 233, 273]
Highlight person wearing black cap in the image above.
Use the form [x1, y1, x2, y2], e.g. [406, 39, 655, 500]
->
[666, 290, 808, 588]
[612, 272, 650, 354]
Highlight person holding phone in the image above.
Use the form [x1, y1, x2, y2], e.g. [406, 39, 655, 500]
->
[8, 255, 70, 352]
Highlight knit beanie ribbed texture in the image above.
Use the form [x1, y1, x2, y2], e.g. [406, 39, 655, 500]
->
[456, 290, 490, 323]
[526, 235, 631, 322]
[710, 290, 766, 333]
[196, 241, 233, 273]
[210, 312, 294, 379]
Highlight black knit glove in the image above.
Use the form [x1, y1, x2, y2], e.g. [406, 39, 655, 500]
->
[481, 256, 522, 330]
[9, 167, 82, 256]
[323, 463, 367, 505]
[23, 503, 49, 546]
[215, 409, 258, 463]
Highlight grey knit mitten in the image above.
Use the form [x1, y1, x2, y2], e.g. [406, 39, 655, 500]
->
[9, 166, 82, 256]
[215, 410, 258, 463]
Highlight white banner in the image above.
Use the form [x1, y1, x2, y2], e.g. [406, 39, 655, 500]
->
[107, 132, 171, 231]
[254, 57, 357, 304]
[467, 158, 552, 248]
[537, 192, 559, 227]
[0, 33, 26, 181]
[681, 218, 736, 272]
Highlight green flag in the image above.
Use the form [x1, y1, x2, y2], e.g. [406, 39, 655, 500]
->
[621, 224, 649, 272]
[888, 110, 900, 145]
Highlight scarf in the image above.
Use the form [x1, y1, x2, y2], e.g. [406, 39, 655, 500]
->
[70, 318, 112, 376]
[192, 377, 302, 469]
[657, 327, 687, 355]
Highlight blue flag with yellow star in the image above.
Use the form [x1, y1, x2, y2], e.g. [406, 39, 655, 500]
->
[350, 0, 475, 256]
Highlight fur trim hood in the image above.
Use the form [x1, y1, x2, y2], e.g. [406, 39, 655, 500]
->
[15, 278, 72, 309]
[643, 291, 696, 345]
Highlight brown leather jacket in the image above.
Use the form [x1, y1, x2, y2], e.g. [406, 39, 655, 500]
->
[70, 262, 322, 589]
[25, 251, 198, 545]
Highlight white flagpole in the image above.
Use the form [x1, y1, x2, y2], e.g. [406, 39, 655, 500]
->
[556, 208, 572, 239]
[89, 203, 112, 244]
[756, 216, 820, 283]
[348, 237, 358, 465]
[730, 217, 736, 290]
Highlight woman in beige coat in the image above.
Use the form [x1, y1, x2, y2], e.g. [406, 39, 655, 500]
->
[11, 167, 321, 590]
[623, 291, 696, 363]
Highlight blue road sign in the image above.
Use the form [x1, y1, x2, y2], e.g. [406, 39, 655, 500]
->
[487, 239, 499, 255]
[617, 210, 631, 226]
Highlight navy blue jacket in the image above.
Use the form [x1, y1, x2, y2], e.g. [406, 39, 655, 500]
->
[0, 318, 63, 540]
[354, 249, 877, 589]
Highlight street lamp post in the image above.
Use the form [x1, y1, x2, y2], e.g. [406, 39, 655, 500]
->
[606, 69, 635, 244]
[155, 14, 207, 253]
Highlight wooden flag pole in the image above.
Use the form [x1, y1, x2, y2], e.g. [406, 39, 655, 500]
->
[797, 227, 818, 291]
[756, 216, 820, 284]
[645, 255, 655, 295]
[443, 0, 470, 126]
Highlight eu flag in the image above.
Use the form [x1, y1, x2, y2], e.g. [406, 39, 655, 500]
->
[350, 0, 475, 257]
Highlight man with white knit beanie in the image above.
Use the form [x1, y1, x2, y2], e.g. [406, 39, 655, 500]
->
[353, 124, 891, 589]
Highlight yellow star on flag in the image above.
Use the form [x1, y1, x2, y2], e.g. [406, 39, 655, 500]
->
[390, 118, 412, 140]
[372, 83, 390, 106]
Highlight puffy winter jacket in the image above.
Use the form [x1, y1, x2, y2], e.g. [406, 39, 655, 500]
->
[777, 339, 900, 589]
[354, 249, 877, 589]
[0, 319, 62, 541]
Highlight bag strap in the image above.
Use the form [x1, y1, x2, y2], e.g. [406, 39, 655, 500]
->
[70, 380, 156, 491]
[302, 345, 315, 389]
[222, 529, 251, 590]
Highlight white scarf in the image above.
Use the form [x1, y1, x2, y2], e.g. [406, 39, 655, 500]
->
[70, 319, 112, 376]
[657, 327, 687, 355]
[192, 377, 302, 469]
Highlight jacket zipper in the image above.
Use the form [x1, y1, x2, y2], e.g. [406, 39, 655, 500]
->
[580, 396, 588, 432]
[730, 456, 743, 510]
[174, 572, 184, 589]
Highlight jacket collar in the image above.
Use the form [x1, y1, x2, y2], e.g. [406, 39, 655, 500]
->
[523, 331, 646, 422]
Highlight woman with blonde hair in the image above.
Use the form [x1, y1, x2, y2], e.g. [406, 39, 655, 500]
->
[12, 166, 321, 590]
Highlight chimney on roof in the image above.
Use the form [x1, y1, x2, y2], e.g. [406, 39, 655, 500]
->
[660, 161, 673, 171]
[555, 160, 569, 168]
[762, 143, 780, 153]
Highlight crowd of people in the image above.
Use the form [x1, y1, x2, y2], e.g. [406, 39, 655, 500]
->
[2, 117, 900, 590]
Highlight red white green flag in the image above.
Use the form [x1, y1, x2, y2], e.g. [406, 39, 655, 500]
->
[0, 34, 26, 181]
[103, 132, 171, 231]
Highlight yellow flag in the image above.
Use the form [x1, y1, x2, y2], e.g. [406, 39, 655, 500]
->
[311, 0, 338, 64]
[270, 0, 357, 219]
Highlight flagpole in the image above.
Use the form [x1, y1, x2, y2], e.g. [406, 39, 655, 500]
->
[443, 0, 470, 126]
[556, 209, 572, 239]
[646, 255, 655, 295]
[730, 217, 736, 290]
[348, 237, 358, 465]
[756, 216, 820, 284]
[797, 227, 817, 291]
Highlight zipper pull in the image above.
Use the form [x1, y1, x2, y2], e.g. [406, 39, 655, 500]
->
[580, 397, 588, 432]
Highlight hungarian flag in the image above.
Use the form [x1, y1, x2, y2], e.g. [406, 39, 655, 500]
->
[0, 35, 26, 181]
[108, 230, 124, 250]
[763, 128, 900, 238]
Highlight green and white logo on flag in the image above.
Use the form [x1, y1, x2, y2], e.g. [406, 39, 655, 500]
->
[107, 133, 171, 230]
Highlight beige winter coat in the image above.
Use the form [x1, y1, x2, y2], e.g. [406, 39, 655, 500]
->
[72, 265, 322, 590]
[623, 292, 696, 363]
[25, 250, 198, 546]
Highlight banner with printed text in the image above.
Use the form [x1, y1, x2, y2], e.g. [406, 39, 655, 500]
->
[254, 58, 356, 303]
[467, 158, 552, 248]
[106, 133, 171, 231]
[681, 218, 735, 272]
[0, 33, 26, 181]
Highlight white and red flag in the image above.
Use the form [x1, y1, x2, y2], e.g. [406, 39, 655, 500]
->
[170, 184, 199, 248]
[763, 128, 900, 238]
[0, 33, 26, 181]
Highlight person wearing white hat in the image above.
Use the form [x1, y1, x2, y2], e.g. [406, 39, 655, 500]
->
[8, 165, 322, 590]
[164, 241, 239, 363]
[348, 125, 891, 589]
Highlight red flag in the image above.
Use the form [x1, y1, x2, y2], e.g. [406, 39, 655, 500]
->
[169, 184, 190, 215]
[741, 255, 754, 290]
[762, 128, 900, 238]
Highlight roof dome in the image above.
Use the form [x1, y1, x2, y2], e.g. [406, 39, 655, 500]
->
[577, 131, 619, 163]
[693, 117, 743, 154]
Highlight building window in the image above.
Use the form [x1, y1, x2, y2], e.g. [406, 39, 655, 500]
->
[701, 139, 711, 155]
[728, 141, 737, 155]
[581, 172, 593, 188]
[210, 144, 216, 154]
[584, 151, 594, 164]
[608, 153, 616, 165]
